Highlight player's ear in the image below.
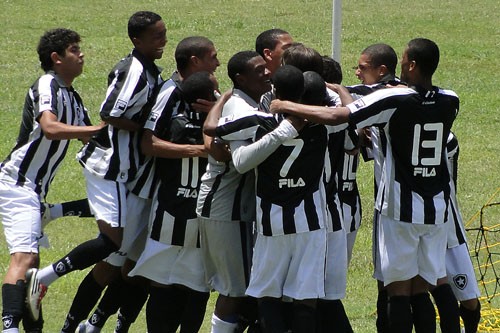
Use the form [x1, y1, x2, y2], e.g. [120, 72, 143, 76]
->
[50, 51, 63, 66]
[263, 48, 273, 62]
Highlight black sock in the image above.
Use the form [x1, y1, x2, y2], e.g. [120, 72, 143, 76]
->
[411, 292, 436, 333]
[146, 285, 185, 333]
[62, 198, 93, 218]
[61, 270, 105, 332]
[22, 303, 44, 333]
[292, 301, 317, 333]
[179, 289, 209, 333]
[376, 289, 389, 333]
[460, 301, 481, 333]
[317, 299, 353, 333]
[2, 281, 26, 331]
[53, 233, 118, 276]
[90, 276, 125, 328]
[258, 298, 287, 333]
[388, 295, 413, 333]
[431, 284, 460, 333]
[115, 282, 148, 332]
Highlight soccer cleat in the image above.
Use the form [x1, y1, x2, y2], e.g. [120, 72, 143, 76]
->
[25, 268, 47, 321]
[76, 321, 101, 333]
[41, 202, 54, 228]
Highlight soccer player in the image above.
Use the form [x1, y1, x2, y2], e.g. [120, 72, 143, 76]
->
[271, 38, 458, 333]
[128, 37, 220, 333]
[0, 28, 104, 333]
[255, 28, 293, 76]
[26, 11, 165, 333]
[216, 62, 328, 333]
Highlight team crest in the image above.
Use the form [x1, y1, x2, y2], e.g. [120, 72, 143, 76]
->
[353, 99, 366, 109]
[40, 95, 51, 105]
[55, 261, 66, 274]
[453, 274, 468, 290]
[114, 99, 128, 112]
[90, 313, 100, 324]
[3, 315, 13, 328]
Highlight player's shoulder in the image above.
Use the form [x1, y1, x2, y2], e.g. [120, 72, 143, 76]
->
[437, 87, 459, 99]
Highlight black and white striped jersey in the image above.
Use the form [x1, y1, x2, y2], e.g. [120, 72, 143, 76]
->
[0, 72, 90, 199]
[348, 85, 458, 224]
[77, 49, 161, 183]
[446, 132, 467, 247]
[146, 82, 208, 246]
[326, 130, 361, 233]
[197, 90, 257, 223]
[216, 93, 329, 236]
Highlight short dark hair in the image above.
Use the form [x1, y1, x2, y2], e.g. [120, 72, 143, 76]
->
[227, 50, 261, 85]
[406, 38, 440, 77]
[282, 43, 323, 74]
[321, 55, 343, 84]
[301, 71, 326, 106]
[175, 36, 214, 72]
[37, 28, 81, 72]
[361, 43, 398, 76]
[255, 28, 290, 57]
[128, 11, 162, 39]
[181, 71, 216, 104]
[273, 65, 304, 102]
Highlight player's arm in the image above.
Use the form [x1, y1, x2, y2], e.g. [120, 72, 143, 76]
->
[327, 83, 355, 106]
[270, 100, 350, 126]
[39, 111, 104, 141]
[203, 134, 231, 162]
[102, 116, 142, 132]
[141, 129, 207, 159]
[228, 117, 302, 174]
[203, 90, 232, 137]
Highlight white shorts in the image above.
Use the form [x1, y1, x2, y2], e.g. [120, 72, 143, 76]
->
[105, 193, 151, 266]
[129, 237, 209, 292]
[378, 214, 447, 286]
[446, 243, 481, 301]
[346, 229, 357, 265]
[324, 229, 348, 300]
[246, 229, 327, 300]
[199, 218, 253, 297]
[83, 168, 127, 228]
[0, 181, 42, 254]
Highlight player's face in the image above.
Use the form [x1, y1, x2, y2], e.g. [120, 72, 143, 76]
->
[195, 45, 220, 74]
[267, 33, 293, 75]
[400, 47, 412, 83]
[57, 42, 84, 81]
[355, 53, 382, 85]
[134, 20, 167, 61]
[241, 56, 272, 101]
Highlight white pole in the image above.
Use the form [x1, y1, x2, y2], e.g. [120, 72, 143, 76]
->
[331, 0, 342, 62]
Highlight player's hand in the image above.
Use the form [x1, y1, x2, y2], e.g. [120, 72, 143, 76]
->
[192, 99, 216, 113]
[285, 115, 306, 132]
[269, 99, 287, 114]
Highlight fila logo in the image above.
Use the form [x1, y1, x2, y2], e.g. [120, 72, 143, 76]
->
[177, 187, 199, 198]
[413, 167, 436, 177]
[453, 274, 468, 290]
[343, 182, 354, 191]
[278, 178, 306, 189]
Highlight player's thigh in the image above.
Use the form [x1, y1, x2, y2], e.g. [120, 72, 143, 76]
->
[0, 182, 41, 254]
[418, 223, 447, 285]
[323, 228, 348, 300]
[446, 243, 481, 301]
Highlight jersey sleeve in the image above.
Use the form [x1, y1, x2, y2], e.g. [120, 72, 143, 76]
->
[100, 57, 144, 119]
[35, 74, 60, 117]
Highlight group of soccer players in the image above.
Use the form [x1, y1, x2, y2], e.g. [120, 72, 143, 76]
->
[0, 8, 481, 333]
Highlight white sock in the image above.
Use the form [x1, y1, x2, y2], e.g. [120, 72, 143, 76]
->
[2, 328, 19, 333]
[37, 265, 59, 287]
[211, 313, 238, 333]
[49, 203, 63, 220]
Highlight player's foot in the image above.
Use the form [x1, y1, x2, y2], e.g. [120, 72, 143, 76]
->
[41, 202, 54, 228]
[25, 268, 47, 321]
[76, 321, 101, 333]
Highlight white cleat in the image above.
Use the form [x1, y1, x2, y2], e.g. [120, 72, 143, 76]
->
[25, 268, 47, 321]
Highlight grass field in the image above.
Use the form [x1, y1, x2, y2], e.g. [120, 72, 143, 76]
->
[0, 0, 499, 332]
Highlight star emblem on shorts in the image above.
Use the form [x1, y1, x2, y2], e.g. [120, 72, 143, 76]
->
[453, 274, 468, 290]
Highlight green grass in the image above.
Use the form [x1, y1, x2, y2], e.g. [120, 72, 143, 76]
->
[0, 0, 498, 332]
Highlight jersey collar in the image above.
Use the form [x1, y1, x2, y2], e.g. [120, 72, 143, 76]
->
[132, 49, 162, 78]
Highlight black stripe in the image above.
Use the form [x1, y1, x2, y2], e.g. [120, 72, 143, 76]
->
[116, 181, 123, 227]
[304, 192, 320, 231]
[231, 173, 247, 221]
[201, 163, 230, 218]
[423, 195, 436, 224]
[261, 200, 272, 236]
[283, 204, 296, 234]
[171, 217, 187, 246]
[239, 221, 252, 287]
[150, 205, 164, 241]
[399, 182, 412, 222]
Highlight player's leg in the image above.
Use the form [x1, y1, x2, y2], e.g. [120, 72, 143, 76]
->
[292, 298, 317, 333]
[372, 211, 389, 333]
[179, 288, 210, 333]
[0, 183, 44, 331]
[430, 278, 460, 333]
[257, 297, 287, 333]
[459, 299, 480, 333]
[146, 283, 184, 333]
[410, 276, 436, 333]
[41, 198, 93, 227]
